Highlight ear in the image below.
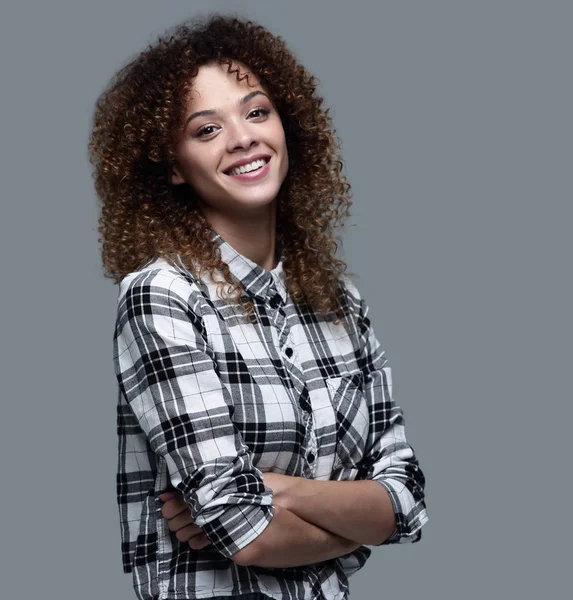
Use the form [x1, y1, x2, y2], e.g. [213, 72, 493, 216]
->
[170, 164, 185, 186]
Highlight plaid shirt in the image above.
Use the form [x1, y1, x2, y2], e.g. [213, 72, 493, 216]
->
[113, 227, 429, 600]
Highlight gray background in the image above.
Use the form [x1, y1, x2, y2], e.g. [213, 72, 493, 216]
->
[1, 1, 570, 599]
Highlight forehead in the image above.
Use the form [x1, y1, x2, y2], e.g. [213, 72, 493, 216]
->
[186, 61, 264, 108]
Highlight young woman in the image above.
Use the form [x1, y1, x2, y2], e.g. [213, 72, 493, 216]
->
[88, 13, 429, 600]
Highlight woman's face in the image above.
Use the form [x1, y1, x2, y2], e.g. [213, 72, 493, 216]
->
[171, 61, 289, 217]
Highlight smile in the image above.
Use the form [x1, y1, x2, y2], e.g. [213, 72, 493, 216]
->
[224, 157, 271, 182]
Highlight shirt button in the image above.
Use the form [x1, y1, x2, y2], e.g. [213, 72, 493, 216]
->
[285, 347, 293, 358]
[269, 294, 281, 308]
[307, 452, 315, 463]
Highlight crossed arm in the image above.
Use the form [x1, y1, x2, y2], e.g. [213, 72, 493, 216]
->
[160, 472, 397, 567]
[117, 273, 427, 570]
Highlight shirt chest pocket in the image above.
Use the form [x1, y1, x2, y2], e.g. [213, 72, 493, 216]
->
[325, 372, 369, 471]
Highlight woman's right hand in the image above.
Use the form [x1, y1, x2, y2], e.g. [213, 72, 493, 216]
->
[159, 490, 212, 549]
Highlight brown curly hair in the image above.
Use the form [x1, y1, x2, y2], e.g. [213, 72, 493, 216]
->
[88, 12, 356, 323]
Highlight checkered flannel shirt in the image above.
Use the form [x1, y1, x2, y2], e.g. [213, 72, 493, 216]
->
[113, 227, 429, 600]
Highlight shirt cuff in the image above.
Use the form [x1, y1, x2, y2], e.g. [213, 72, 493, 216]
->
[201, 502, 276, 559]
[372, 478, 429, 545]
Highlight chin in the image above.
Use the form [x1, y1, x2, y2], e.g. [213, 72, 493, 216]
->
[233, 197, 277, 212]
[227, 187, 281, 205]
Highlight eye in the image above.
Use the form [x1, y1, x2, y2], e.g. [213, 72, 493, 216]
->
[249, 107, 271, 118]
[196, 124, 218, 138]
[195, 108, 271, 138]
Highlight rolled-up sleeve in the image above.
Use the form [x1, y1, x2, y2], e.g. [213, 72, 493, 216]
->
[346, 279, 429, 545]
[113, 270, 275, 559]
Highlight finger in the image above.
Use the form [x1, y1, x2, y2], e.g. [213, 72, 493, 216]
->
[188, 532, 212, 549]
[167, 512, 201, 533]
[160, 487, 184, 500]
[175, 524, 202, 543]
[161, 498, 190, 520]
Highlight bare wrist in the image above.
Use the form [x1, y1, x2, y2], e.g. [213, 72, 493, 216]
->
[279, 475, 305, 511]
[344, 538, 363, 553]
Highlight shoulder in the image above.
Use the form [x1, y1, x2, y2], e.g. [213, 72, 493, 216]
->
[114, 257, 212, 344]
[117, 256, 206, 312]
[338, 273, 365, 315]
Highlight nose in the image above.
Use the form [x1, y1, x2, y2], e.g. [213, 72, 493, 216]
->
[226, 118, 258, 152]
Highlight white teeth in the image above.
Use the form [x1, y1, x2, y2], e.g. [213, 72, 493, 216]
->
[228, 158, 267, 176]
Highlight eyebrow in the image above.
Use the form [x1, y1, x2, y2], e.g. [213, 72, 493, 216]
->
[183, 90, 271, 130]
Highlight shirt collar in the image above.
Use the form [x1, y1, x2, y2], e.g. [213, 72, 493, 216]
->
[208, 226, 287, 303]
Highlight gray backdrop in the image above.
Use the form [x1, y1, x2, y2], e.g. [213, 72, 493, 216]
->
[1, 1, 570, 599]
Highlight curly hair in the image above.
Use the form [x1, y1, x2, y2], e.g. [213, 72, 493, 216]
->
[88, 12, 356, 323]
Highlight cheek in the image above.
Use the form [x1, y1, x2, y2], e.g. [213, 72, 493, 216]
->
[274, 125, 287, 150]
[185, 155, 217, 185]
[273, 132, 289, 174]
[280, 151, 289, 179]
[277, 130, 289, 171]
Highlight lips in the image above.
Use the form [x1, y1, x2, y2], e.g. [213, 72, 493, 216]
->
[223, 156, 272, 182]
[223, 154, 271, 175]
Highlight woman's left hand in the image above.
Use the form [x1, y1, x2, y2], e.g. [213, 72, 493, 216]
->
[158, 489, 212, 548]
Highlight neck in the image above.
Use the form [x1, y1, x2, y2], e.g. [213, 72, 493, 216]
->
[202, 200, 278, 271]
